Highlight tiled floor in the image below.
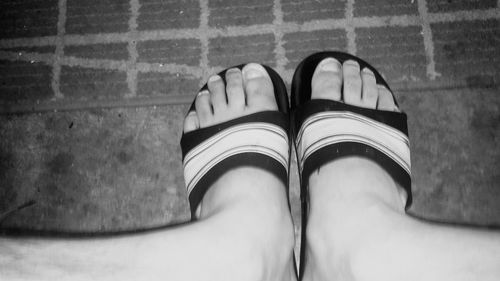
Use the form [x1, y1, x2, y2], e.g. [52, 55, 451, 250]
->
[0, 0, 499, 232]
[1, 0, 499, 112]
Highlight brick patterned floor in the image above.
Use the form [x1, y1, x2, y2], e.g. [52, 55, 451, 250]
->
[0, 0, 499, 113]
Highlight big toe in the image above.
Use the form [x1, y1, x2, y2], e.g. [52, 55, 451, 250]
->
[311, 58, 342, 101]
[242, 63, 277, 111]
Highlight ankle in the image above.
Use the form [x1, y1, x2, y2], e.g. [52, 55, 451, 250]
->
[305, 200, 407, 280]
[198, 166, 288, 218]
[197, 166, 296, 279]
[348, 207, 412, 281]
[217, 197, 296, 281]
[308, 157, 406, 215]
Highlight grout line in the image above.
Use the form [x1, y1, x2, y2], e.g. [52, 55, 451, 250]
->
[273, 0, 287, 74]
[136, 62, 204, 76]
[282, 69, 294, 83]
[3, 0, 498, 79]
[427, 8, 500, 22]
[354, 14, 420, 27]
[199, 0, 210, 81]
[0, 50, 203, 76]
[126, 0, 140, 97]
[61, 56, 128, 70]
[1, 8, 499, 49]
[417, 0, 440, 80]
[51, 0, 67, 99]
[345, 0, 357, 54]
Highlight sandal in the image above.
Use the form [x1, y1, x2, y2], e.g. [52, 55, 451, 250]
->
[180, 64, 291, 219]
[291, 51, 412, 208]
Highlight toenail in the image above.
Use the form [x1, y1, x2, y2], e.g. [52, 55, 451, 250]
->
[226, 68, 239, 75]
[377, 85, 388, 91]
[198, 90, 209, 96]
[243, 67, 265, 79]
[208, 75, 220, 82]
[319, 58, 341, 72]
[362, 67, 375, 75]
[344, 60, 359, 67]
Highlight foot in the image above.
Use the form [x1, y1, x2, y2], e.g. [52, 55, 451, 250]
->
[302, 58, 409, 281]
[183, 63, 277, 133]
[183, 63, 296, 281]
[311, 57, 399, 111]
[309, 58, 406, 210]
[183, 63, 288, 216]
[183, 63, 286, 217]
[309, 57, 407, 210]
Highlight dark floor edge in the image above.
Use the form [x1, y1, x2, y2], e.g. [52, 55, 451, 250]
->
[0, 220, 191, 238]
[0, 94, 194, 115]
[407, 211, 500, 230]
[1, 83, 498, 115]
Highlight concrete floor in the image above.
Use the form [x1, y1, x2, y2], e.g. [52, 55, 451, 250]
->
[0, 0, 499, 234]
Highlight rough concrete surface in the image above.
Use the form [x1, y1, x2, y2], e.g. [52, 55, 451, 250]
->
[1, 87, 499, 233]
[0, 106, 190, 232]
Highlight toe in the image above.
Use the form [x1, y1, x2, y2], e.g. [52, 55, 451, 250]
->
[183, 111, 200, 133]
[207, 75, 227, 114]
[195, 90, 213, 127]
[361, 68, 378, 109]
[342, 60, 363, 107]
[225, 68, 245, 109]
[377, 85, 399, 112]
[242, 63, 277, 111]
[311, 58, 342, 101]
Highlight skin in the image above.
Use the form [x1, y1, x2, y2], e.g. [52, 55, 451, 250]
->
[300, 58, 500, 281]
[1, 59, 499, 281]
[0, 64, 296, 281]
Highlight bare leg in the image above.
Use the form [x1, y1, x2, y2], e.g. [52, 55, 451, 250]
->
[0, 64, 297, 281]
[301, 58, 500, 281]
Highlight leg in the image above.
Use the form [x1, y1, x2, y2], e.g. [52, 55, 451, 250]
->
[0, 64, 296, 281]
[301, 58, 500, 281]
